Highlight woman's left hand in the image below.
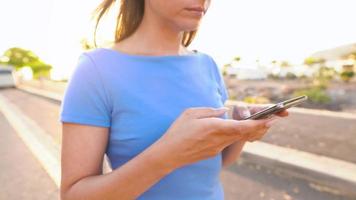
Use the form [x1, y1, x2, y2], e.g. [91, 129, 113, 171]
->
[232, 103, 289, 121]
[231, 103, 289, 142]
[221, 103, 290, 167]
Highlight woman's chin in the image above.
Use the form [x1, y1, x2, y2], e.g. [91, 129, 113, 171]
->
[179, 22, 201, 32]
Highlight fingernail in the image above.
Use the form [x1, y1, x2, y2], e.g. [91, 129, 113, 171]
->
[241, 110, 251, 118]
[265, 118, 279, 128]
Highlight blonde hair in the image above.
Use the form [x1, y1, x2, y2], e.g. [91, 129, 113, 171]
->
[94, 0, 198, 47]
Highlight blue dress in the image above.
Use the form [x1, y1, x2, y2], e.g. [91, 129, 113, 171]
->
[60, 47, 229, 200]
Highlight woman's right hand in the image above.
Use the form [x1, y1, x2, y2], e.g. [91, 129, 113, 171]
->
[155, 107, 279, 169]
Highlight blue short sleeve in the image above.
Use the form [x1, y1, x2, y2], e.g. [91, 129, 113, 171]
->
[207, 55, 229, 104]
[60, 53, 111, 128]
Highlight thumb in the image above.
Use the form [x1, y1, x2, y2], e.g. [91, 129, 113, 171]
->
[188, 107, 230, 119]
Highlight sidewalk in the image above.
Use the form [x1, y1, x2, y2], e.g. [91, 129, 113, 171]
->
[0, 112, 58, 200]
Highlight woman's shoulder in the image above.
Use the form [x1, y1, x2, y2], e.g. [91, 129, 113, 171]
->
[191, 50, 215, 61]
[79, 47, 114, 62]
[75, 47, 125, 72]
[194, 51, 218, 67]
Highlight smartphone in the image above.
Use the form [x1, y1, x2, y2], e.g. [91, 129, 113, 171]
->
[243, 95, 308, 120]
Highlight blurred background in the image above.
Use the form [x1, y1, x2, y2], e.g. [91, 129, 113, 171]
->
[0, 0, 355, 200]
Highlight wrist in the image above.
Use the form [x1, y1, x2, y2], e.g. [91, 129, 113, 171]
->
[223, 139, 246, 154]
[145, 139, 182, 173]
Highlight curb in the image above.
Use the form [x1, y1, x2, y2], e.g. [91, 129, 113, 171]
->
[0, 94, 61, 187]
[241, 141, 356, 197]
[17, 85, 62, 102]
[17, 85, 356, 197]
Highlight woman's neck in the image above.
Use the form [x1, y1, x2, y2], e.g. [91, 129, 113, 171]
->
[112, 8, 192, 56]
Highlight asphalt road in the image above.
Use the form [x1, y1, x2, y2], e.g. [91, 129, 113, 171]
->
[222, 161, 352, 200]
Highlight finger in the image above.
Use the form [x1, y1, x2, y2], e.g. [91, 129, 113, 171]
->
[248, 103, 274, 115]
[265, 116, 281, 127]
[225, 117, 271, 135]
[245, 126, 269, 142]
[275, 110, 289, 117]
[186, 107, 229, 119]
[248, 128, 268, 142]
[232, 105, 251, 120]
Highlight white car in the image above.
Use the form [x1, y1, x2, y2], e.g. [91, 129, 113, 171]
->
[0, 66, 16, 88]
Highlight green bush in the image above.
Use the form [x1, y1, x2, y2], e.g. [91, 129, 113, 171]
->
[293, 87, 331, 104]
[267, 74, 279, 80]
[286, 72, 297, 80]
[340, 71, 355, 82]
[1, 47, 52, 79]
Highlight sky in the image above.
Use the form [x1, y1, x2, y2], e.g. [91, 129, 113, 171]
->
[0, 0, 355, 79]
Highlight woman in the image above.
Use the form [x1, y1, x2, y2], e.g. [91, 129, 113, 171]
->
[59, 0, 288, 199]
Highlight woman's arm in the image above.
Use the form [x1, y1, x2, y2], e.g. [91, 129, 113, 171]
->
[221, 140, 246, 168]
[221, 104, 289, 168]
[221, 104, 247, 168]
[60, 123, 177, 200]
